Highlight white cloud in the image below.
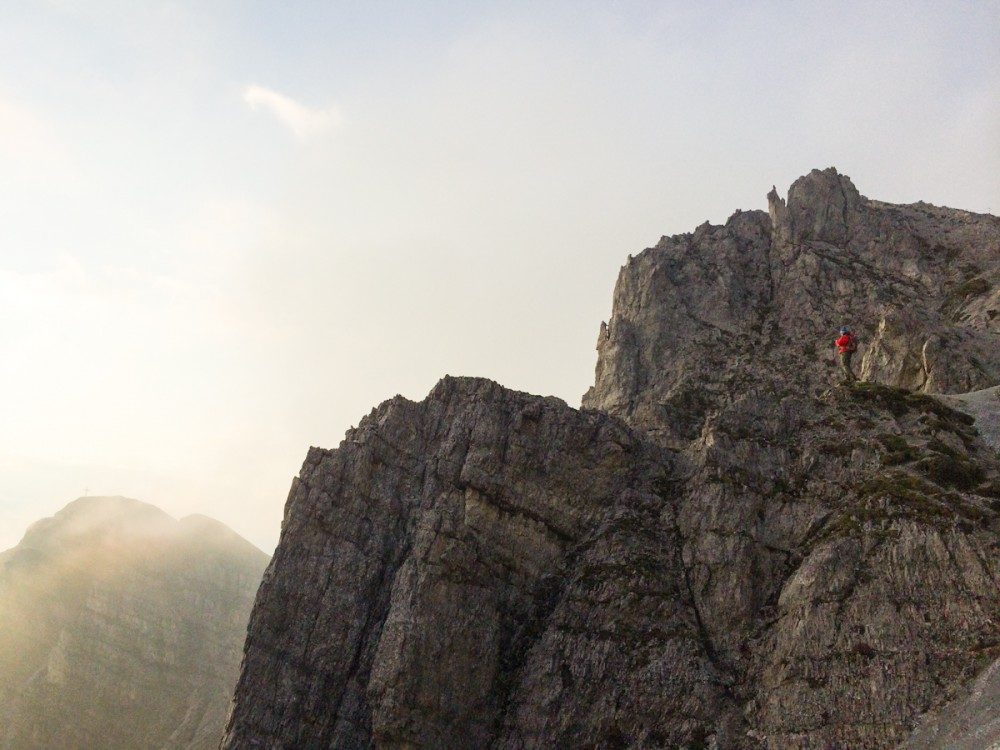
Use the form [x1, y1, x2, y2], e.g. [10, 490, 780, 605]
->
[242, 84, 341, 139]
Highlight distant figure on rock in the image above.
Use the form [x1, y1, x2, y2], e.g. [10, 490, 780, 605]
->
[835, 326, 858, 383]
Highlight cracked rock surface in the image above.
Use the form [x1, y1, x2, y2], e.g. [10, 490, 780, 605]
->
[223, 379, 737, 748]
[224, 169, 1000, 749]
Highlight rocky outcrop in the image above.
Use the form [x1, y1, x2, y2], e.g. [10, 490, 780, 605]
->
[0, 496, 268, 750]
[580, 167, 1000, 747]
[225, 169, 1000, 749]
[587, 167, 1000, 435]
[223, 379, 742, 748]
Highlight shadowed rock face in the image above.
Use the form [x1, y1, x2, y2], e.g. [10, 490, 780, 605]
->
[0, 496, 268, 750]
[224, 169, 1000, 749]
[223, 379, 740, 748]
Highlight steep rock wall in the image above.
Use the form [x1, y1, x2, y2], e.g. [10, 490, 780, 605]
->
[223, 378, 740, 748]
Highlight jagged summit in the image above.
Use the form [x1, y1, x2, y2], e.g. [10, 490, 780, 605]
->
[586, 167, 1000, 442]
[224, 170, 1000, 750]
[767, 166, 865, 245]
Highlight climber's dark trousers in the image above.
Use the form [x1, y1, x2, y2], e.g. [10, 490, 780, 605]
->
[840, 351, 856, 382]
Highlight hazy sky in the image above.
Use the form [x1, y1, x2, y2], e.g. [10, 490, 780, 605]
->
[2, 1, 998, 553]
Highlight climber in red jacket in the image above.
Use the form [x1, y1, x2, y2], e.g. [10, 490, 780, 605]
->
[835, 326, 858, 383]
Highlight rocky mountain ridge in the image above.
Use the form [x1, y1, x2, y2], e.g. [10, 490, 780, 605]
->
[223, 168, 1000, 749]
[0, 496, 268, 750]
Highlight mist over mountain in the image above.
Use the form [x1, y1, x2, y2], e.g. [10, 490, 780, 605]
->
[221, 169, 1000, 749]
[0, 496, 268, 750]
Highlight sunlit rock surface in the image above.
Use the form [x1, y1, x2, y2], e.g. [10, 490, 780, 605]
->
[0, 496, 268, 750]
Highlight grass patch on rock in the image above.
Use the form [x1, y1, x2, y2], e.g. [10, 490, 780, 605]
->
[813, 469, 994, 547]
[847, 382, 975, 428]
[915, 453, 985, 491]
[950, 276, 990, 302]
[877, 434, 920, 466]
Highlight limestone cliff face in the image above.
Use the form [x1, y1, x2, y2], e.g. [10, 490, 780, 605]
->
[0, 496, 268, 750]
[224, 169, 1000, 749]
[224, 379, 741, 748]
[581, 168, 1000, 748]
[586, 167, 1000, 437]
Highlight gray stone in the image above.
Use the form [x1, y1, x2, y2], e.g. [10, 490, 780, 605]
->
[224, 169, 1000, 749]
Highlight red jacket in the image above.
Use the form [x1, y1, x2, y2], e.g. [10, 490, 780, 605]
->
[836, 334, 856, 354]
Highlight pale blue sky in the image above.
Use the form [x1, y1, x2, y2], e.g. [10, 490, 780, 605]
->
[2, 1, 998, 552]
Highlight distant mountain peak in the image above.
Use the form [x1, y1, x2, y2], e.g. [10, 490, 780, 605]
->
[0, 497, 268, 750]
